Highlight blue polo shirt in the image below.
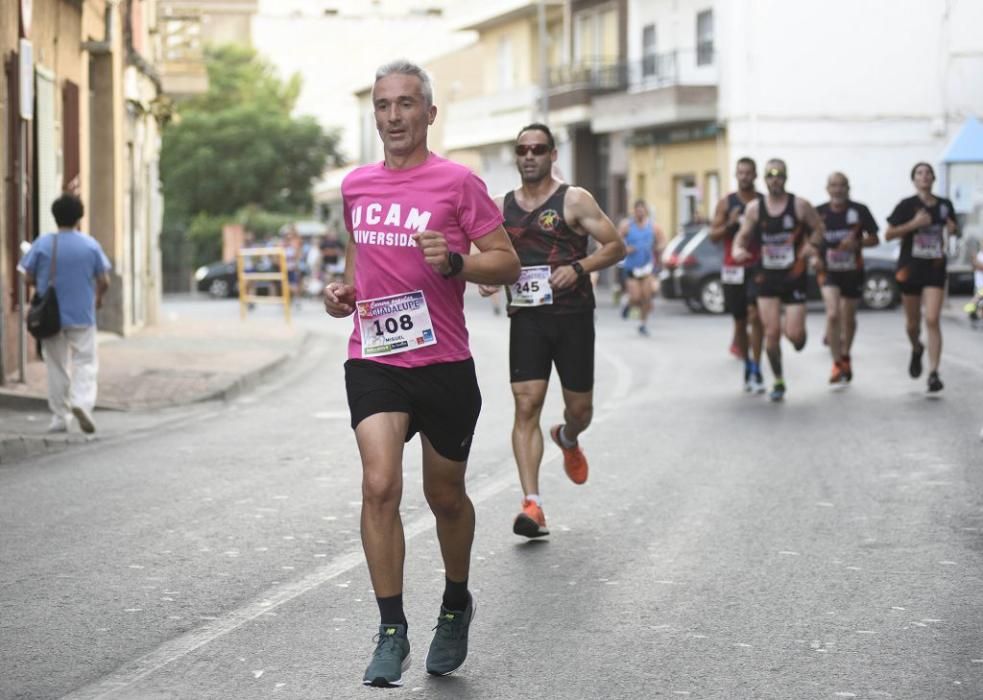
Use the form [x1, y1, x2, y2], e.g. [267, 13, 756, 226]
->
[21, 231, 112, 328]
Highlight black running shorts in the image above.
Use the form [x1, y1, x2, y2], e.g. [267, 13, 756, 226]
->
[723, 276, 758, 320]
[823, 270, 863, 299]
[897, 261, 947, 296]
[509, 308, 595, 393]
[756, 270, 807, 304]
[344, 358, 482, 462]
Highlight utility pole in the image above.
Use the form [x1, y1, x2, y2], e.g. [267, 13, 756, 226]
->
[537, 0, 549, 124]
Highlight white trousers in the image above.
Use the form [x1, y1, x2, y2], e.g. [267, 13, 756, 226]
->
[41, 326, 98, 419]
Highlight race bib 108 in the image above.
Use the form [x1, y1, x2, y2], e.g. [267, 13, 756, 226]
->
[357, 290, 437, 358]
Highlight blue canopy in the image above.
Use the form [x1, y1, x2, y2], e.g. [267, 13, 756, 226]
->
[942, 116, 983, 164]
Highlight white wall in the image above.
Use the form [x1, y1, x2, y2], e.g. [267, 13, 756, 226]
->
[627, 0, 717, 87]
[717, 0, 983, 227]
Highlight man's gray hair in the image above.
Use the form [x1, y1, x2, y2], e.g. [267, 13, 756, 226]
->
[375, 59, 434, 107]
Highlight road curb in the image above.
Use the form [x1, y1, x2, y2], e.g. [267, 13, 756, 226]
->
[0, 331, 312, 465]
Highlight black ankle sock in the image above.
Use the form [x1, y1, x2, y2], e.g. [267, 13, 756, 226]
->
[376, 593, 407, 629]
[442, 577, 469, 611]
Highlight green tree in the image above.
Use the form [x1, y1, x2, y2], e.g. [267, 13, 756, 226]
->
[160, 46, 343, 274]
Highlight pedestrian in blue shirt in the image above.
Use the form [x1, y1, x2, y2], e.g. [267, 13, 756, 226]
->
[20, 194, 111, 433]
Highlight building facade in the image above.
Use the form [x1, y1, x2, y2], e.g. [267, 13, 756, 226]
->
[1, 0, 173, 384]
[593, 0, 721, 234]
[717, 0, 983, 228]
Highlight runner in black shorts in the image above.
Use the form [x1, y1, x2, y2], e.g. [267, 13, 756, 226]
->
[478, 122, 624, 539]
[324, 60, 520, 687]
[815, 172, 879, 386]
[732, 158, 825, 402]
[710, 157, 765, 393]
[885, 162, 959, 395]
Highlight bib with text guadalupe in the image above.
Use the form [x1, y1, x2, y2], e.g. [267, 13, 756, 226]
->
[357, 290, 437, 358]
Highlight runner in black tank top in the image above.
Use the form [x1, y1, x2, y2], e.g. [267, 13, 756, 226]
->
[731, 158, 825, 402]
[503, 184, 595, 313]
[884, 162, 959, 395]
[478, 122, 624, 540]
[815, 172, 880, 386]
[710, 157, 764, 393]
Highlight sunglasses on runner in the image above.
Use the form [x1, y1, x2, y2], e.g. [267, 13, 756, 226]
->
[765, 169, 786, 178]
[515, 144, 551, 156]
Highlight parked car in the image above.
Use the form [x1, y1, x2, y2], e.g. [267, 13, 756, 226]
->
[195, 261, 238, 298]
[659, 225, 901, 314]
[194, 256, 281, 299]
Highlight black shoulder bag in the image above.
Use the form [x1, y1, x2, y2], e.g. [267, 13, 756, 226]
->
[27, 235, 62, 340]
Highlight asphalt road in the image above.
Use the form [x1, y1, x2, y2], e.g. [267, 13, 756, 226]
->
[2, 293, 981, 700]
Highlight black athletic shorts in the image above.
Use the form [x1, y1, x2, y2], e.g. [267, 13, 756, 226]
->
[509, 308, 594, 393]
[723, 275, 758, 320]
[344, 358, 481, 462]
[756, 270, 807, 304]
[897, 261, 947, 296]
[823, 270, 863, 299]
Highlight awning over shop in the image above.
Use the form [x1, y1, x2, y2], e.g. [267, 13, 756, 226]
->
[941, 116, 983, 164]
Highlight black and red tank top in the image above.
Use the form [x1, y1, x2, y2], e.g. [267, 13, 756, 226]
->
[755, 193, 804, 273]
[722, 191, 761, 267]
[503, 184, 594, 313]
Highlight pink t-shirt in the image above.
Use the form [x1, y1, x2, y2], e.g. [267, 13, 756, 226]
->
[342, 153, 503, 367]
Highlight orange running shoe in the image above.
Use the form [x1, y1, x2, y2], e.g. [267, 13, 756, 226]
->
[550, 424, 588, 484]
[513, 498, 549, 538]
[828, 361, 846, 385]
[841, 356, 853, 382]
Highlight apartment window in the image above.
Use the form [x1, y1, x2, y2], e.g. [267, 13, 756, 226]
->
[642, 24, 656, 77]
[574, 5, 618, 65]
[498, 36, 514, 90]
[696, 9, 714, 66]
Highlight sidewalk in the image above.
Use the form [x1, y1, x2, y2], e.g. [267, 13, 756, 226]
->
[0, 301, 309, 463]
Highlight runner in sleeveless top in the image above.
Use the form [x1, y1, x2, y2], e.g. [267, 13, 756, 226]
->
[815, 172, 879, 386]
[324, 60, 520, 687]
[478, 123, 624, 539]
[732, 159, 825, 401]
[884, 162, 959, 395]
[710, 157, 765, 393]
[618, 199, 656, 336]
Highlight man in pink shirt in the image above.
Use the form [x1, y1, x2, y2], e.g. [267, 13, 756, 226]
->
[324, 59, 519, 688]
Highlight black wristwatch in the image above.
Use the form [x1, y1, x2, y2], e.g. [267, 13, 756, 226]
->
[442, 251, 464, 279]
[571, 261, 586, 277]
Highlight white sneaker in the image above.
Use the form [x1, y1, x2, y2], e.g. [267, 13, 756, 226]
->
[47, 416, 69, 433]
[72, 406, 96, 434]
[748, 375, 766, 395]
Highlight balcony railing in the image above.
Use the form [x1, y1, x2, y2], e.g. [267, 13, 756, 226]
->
[549, 49, 717, 96]
[632, 49, 717, 90]
[548, 60, 627, 93]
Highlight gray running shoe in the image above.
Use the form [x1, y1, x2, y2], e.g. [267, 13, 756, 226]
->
[362, 624, 410, 687]
[425, 594, 476, 676]
[72, 406, 96, 434]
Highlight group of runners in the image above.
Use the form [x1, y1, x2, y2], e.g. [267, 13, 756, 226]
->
[717, 157, 959, 401]
[323, 60, 962, 688]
